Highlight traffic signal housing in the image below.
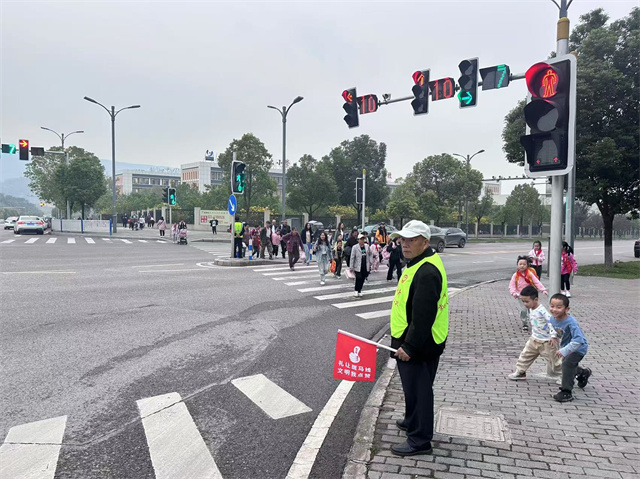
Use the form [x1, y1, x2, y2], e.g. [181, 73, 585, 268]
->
[19, 140, 29, 161]
[521, 54, 576, 177]
[168, 187, 177, 205]
[356, 178, 363, 204]
[457, 58, 478, 108]
[411, 70, 430, 115]
[232, 160, 247, 194]
[342, 88, 359, 128]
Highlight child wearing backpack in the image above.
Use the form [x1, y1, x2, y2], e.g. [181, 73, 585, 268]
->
[509, 255, 548, 332]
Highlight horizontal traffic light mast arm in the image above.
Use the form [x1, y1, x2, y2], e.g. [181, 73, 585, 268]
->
[376, 72, 526, 107]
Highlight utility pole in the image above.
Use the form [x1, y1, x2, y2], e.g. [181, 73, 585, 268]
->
[362, 169, 366, 230]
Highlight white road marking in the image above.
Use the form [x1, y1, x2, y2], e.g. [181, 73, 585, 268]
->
[1, 239, 16, 244]
[332, 295, 394, 309]
[263, 268, 318, 276]
[139, 269, 204, 273]
[286, 380, 355, 479]
[272, 272, 319, 281]
[102, 238, 111, 241]
[120, 239, 132, 244]
[356, 310, 391, 319]
[231, 374, 312, 420]
[137, 393, 222, 479]
[138, 240, 148, 243]
[132, 263, 185, 268]
[297, 280, 387, 293]
[314, 286, 397, 301]
[253, 264, 315, 272]
[471, 260, 494, 263]
[85, 238, 95, 244]
[25, 238, 39, 244]
[67, 238, 76, 244]
[284, 280, 313, 286]
[0, 415, 67, 479]
[46, 238, 57, 244]
[1, 271, 76, 275]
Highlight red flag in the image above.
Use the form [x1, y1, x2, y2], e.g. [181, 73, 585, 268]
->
[333, 332, 377, 382]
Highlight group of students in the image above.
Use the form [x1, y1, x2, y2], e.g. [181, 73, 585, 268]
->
[508, 240, 588, 403]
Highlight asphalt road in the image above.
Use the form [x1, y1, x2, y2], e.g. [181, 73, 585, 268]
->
[0, 230, 634, 479]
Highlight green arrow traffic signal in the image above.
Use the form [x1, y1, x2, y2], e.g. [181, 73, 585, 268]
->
[458, 91, 474, 105]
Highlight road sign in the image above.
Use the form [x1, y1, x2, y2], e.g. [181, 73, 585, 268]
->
[228, 194, 237, 216]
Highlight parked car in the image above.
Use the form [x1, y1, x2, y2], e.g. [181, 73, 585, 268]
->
[14, 216, 45, 235]
[363, 224, 398, 241]
[427, 226, 446, 253]
[4, 216, 18, 230]
[439, 227, 468, 248]
[634, 239, 640, 258]
[42, 217, 52, 230]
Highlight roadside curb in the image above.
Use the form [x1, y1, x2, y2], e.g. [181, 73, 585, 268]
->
[341, 278, 508, 478]
[214, 258, 279, 267]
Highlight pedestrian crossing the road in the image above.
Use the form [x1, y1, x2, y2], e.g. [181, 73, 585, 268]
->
[1, 374, 314, 479]
[251, 263, 462, 321]
[0, 237, 170, 246]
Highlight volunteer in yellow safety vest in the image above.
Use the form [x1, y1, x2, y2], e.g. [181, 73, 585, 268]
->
[388, 220, 449, 457]
[234, 218, 244, 258]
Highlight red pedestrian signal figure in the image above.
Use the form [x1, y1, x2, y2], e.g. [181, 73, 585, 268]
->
[541, 69, 558, 98]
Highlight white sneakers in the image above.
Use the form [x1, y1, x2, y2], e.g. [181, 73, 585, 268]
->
[354, 291, 359, 297]
[566, 291, 572, 297]
[320, 280, 325, 286]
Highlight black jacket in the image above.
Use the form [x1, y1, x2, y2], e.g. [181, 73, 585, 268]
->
[386, 242, 404, 262]
[280, 224, 291, 236]
[391, 248, 446, 361]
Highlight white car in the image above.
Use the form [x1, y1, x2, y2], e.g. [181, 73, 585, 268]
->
[4, 217, 18, 230]
[14, 216, 46, 235]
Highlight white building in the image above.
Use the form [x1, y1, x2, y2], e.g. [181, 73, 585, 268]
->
[116, 169, 180, 195]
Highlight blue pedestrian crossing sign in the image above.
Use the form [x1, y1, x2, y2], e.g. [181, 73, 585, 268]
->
[228, 195, 237, 216]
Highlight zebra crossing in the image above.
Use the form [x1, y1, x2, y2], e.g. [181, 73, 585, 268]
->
[0, 374, 312, 479]
[252, 263, 461, 320]
[0, 237, 170, 246]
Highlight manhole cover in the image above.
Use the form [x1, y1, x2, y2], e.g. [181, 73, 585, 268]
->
[435, 408, 509, 442]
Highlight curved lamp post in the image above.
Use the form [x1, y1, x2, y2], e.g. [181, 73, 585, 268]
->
[83, 96, 140, 233]
[267, 96, 303, 222]
[452, 149, 485, 236]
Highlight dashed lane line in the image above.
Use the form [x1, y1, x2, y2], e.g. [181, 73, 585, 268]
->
[231, 374, 312, 420]
[0, 415, 67, 479]
[137, 393, 222, 479]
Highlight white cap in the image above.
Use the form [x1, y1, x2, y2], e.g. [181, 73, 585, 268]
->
[390, 220, 431, 240]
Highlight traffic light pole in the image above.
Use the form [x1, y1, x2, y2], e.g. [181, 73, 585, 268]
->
[548, 10, 572, 294]
[362, 170, 366, 230]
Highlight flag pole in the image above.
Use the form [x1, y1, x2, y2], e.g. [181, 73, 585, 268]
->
[338, 329, 398, 353]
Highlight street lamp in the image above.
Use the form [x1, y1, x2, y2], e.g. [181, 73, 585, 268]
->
[452, 149, 485, 237]
[267, 95, 304, 222]
[83, 96, 140, 233]
[40, 127, 84, 219]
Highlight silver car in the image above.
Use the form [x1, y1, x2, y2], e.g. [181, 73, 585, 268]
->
[4, 216, 18, 230]
[14, 216, 46, 235]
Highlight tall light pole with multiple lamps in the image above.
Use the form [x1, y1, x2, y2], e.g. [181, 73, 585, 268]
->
[452, 149, 485, 236]
[267, 96, 303, 222]
[83, 96, 140, 233]
[40, 127, 84, 219]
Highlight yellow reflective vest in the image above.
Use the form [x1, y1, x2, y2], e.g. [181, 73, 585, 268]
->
[390, 252, 449, 349]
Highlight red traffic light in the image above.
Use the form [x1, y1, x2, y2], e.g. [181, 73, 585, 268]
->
[342, 90, 354, 103]
[525, 62, 560, 99]
[412, 71, 425, 86]
[20, 139, 29, 148]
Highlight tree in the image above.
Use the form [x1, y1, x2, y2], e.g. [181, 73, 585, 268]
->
[321, 135, 388, 211]
[287, 154, 338, 218]
[386, 179, 420, 226]
[503, 184, 543, 236]
[501, 8, 639, 266]
[217, 133, 274, 216]
[56, 156, 107, 219]
[470, 191, 495, 237]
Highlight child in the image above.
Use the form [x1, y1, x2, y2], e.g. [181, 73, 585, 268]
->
[171, 223, 178, 243]
[509, 255, 548, 331]
[271, 228, 281, 258]
[508, 285, 561, 381]
[370, 237, 380, 272]
[528, 240, 545, 279]
[561, 241, 578, 297]
[333, 234, 343, 279]
[548, 293, 591, 402]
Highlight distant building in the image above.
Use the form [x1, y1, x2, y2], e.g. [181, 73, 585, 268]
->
[116, 170, 180, 195]
[180, 160, 284, 197]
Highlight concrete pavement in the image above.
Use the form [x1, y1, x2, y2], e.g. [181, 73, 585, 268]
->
[345, 275, 640, 479]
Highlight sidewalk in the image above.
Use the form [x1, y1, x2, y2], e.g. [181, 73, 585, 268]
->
[345, 276, 640, 479]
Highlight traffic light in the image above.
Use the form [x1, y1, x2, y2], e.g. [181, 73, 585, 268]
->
[457, 58, 478, 108]
[342, 88, 359, 128]
[168, 188, 177, 205]
[231, 160, 247, 194]
[1, 144, 16, 154]
[19, 139, 29, 161]
[480, 64, 510, 90]
[356, 178, 363, 204]
[521, 54, 576, 177]
[31, 147, 45, 156]
[411, 70, 430, 115]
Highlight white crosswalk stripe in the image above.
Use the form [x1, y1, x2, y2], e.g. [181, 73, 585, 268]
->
[138, 240, 148, 243]
[332, 295, 394, 309]
[46, 238, 57, 244]
[85, 238, 95, 244]
[67, 238, 76, 244]
[102, 238, 111, 241]
[232, 374, 312, 420]
[0, 237, 171, 246]
[120, 239, 132, 244]
[314, 286, 397, 301]
[25, 238, 39, 244]
[1, 239, 15, 244]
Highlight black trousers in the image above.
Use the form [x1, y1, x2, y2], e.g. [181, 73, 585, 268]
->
[397, 357, 440, 449]
[355, 270, 368, 292]
[561, 352, 586, 391]
[533, 265, 542, 279]
[561, 273, 571, 290]
[335, 254, 342, 277]
[280, 240, 287, 258]
[234, 238, 243, 258]
[387, 260, 403, 281]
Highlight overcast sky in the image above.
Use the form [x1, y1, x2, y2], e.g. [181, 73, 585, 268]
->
[1, 0, 636, 195]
